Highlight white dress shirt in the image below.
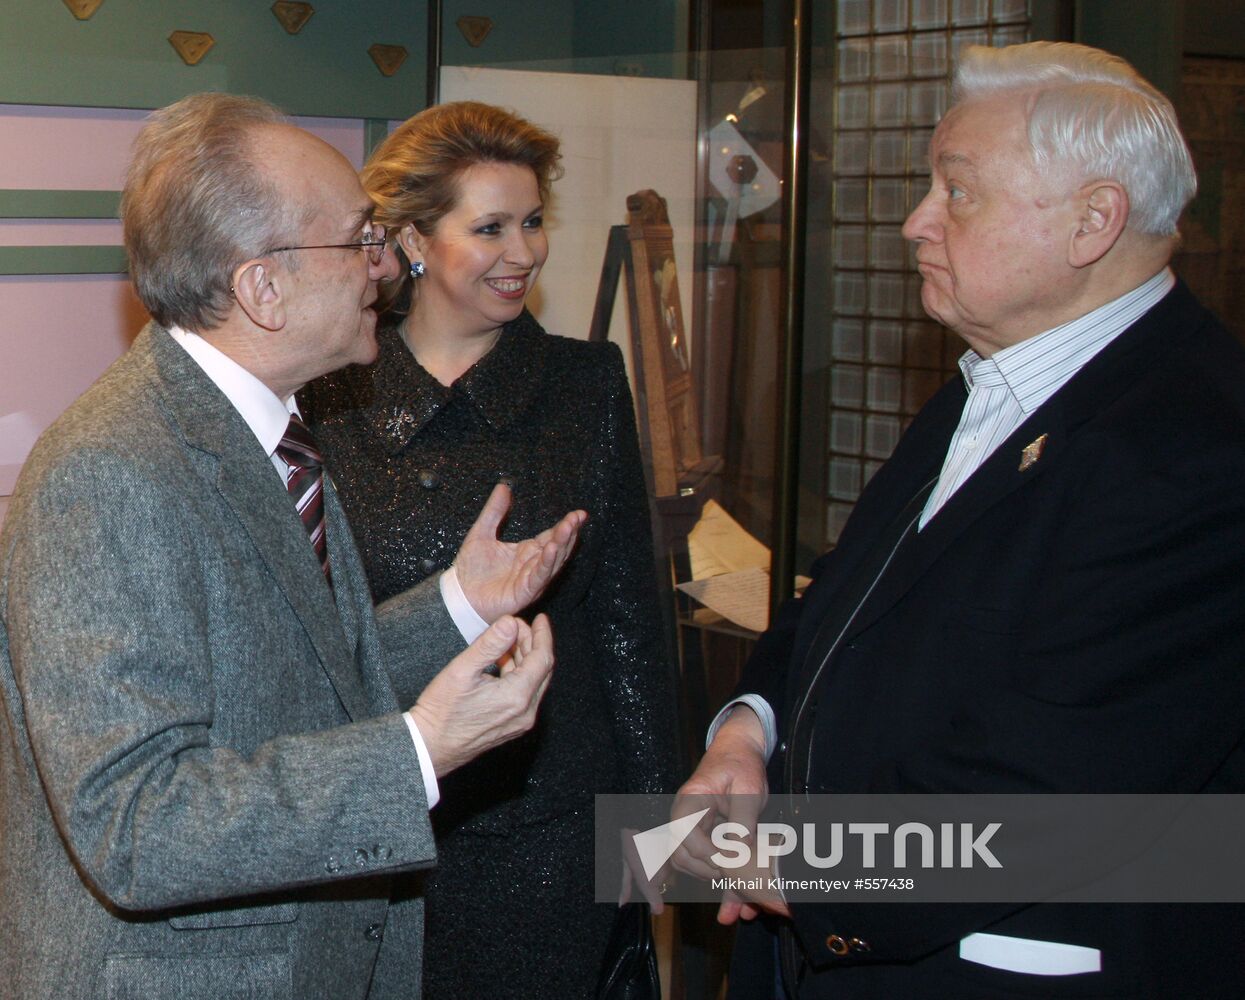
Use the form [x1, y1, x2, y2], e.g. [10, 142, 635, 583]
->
[919, 267, 1175, 529]
[167, 327, 493, 809]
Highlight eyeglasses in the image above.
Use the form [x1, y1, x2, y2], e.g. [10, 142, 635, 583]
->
[268, 225, 388, 266]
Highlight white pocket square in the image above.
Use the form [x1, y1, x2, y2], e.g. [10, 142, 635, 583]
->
[959, 932, 1102, 976]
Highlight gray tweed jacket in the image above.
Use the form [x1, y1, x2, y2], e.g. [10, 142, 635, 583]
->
[0, 323, 465, 1000]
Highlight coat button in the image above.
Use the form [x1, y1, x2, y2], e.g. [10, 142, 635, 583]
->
[418, 557, 438, 575]
[849, 937, 871, 953]
[826, 934, 850, 956]
[417, 468, 440, 490]
[325, 857, 341, 874]
[364, 923, 383, 941]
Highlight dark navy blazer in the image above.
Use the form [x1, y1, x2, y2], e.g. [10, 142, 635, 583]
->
[733, 281, 1245, 999]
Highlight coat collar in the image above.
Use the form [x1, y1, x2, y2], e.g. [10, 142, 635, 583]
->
[369, 309, 548, 453]
[141, 324, 373, 721]
[845, 280, 1204, 640]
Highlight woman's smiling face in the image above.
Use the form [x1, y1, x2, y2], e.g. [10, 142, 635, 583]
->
[404, 160, 548, 340]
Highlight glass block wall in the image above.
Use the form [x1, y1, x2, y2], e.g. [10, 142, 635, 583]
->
[823, 0, 1030, 544]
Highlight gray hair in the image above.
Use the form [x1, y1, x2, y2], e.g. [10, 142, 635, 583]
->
[121, 93, 303, 332]
[954, 42, 1196, 236]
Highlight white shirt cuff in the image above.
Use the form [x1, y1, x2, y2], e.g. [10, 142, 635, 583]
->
[706, 695, 778, 761]
[440, 567, 489, 643]
[403, 710, 441, 809]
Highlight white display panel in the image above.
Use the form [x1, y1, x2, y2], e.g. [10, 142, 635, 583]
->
[440, 66, 698, 381]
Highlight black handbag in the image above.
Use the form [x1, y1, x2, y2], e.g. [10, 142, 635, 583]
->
[596, 902, 660, 1000]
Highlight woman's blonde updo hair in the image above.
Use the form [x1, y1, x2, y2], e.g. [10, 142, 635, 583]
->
[362, 100, 563, 313]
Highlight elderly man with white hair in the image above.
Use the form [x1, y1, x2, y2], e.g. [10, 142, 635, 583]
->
[674, 41, 1245, 1000]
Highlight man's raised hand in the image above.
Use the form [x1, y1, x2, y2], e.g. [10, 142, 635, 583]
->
[409, 613, 554, 777]
[454, 483, 587, 622]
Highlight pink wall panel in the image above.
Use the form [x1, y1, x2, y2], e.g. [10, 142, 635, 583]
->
[300, 115, 368, 170]
[0, 104, 366, 187]
[0, 104, 147, 189]
[0, 219, 124, 244]
[0, 274, 145, 495]
[0, 104, 369, 531]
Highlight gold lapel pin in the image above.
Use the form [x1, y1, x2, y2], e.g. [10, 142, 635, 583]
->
[1018, 433, 1048, 472]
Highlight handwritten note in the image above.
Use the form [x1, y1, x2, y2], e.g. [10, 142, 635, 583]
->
[679, 501, 812, 632]
[677, 567, 772, 633]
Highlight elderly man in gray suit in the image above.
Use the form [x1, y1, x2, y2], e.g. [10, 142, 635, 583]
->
[0, 93, 587, 1000]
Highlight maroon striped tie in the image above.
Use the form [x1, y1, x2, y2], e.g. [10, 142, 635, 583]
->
[276, 414, 332, 586]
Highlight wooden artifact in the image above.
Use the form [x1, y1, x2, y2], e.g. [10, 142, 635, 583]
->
[624, 190, 705, 498]
[62, 0, 102, 20]
[457, 16, 493, 47]
[168, 31, 215, 67]
[271, 2, 315, 35]
[367, 43, 407, 77]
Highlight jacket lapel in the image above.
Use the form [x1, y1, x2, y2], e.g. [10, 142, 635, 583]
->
[841, 282, 1197, 640]
[323, 477, 403, 715]
[788, 377, 958, 699]
[844, 404, 1067, 639]
[143, 326, 373, 721]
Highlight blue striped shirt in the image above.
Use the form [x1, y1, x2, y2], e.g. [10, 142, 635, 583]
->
[919, 267, 1175, 530]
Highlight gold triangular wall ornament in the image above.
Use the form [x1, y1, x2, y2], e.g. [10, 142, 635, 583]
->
[271, 1, 314, 35]
[62, 0, 103, 20]
[368, 43, 407, 77]
[169, 30, 215, 66]
[457, 15, 493, 47]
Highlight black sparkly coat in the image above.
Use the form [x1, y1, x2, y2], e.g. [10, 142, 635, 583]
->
[301, 310, 677, 997]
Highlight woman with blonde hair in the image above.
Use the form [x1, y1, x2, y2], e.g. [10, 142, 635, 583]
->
[302, 101, 676, 998]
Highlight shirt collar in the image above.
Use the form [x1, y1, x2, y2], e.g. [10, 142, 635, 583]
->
[370, 309, 547, 454]
[957, 266, 1175, 414]
[166, 326, 296, 458]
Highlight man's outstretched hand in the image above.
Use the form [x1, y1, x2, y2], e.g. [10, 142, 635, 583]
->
[409, 614, 554, 777]
[671, 707, 791, 924]
[454, 483, 587, 622]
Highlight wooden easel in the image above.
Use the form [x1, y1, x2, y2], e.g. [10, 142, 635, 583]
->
[590, 189, 719, 498]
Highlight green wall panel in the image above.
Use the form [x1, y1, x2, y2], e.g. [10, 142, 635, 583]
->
[0, 189, 119, 219]
[439, 0, 684, 79]
[0, 245, 126, 275]
[0, 0, 428, 119]
[363, 117, 391, 156]
[571, 0, 684, 78]
[441, 0, 575, 69]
